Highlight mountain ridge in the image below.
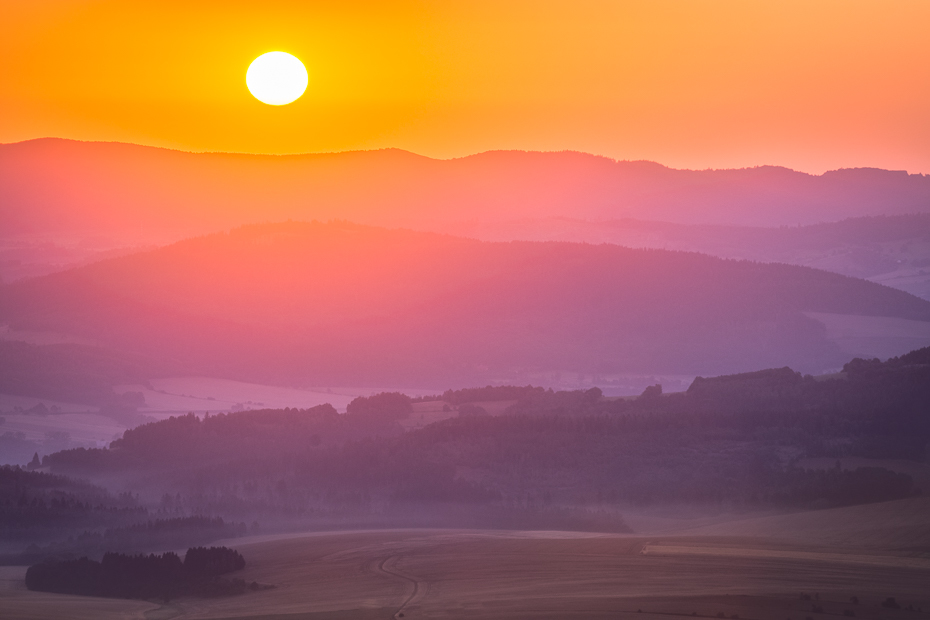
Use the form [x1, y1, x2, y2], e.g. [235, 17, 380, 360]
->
[4, 139, 930, 241]
[8, 136, 925, 175]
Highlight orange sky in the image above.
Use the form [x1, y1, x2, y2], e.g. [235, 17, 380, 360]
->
[2, 0, 929, 174]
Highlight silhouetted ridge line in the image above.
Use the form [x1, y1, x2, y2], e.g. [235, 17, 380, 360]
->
[3, 138, 930, 239]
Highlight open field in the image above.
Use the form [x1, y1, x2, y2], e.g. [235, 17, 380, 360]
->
[115, 378, 358, 415]
[401, 400, 518, 430]
[682, 497, 930, 553]
[0, 411, 122, 446]
[3, 520, 929, 620]
[804, 313, 930, 361]
[0, 408, 124, 465]
[402, 401, 458, 431]
[115, 378, 442, 415]
[0, 393, 91, 415]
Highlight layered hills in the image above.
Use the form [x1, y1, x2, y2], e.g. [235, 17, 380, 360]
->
[4, 139, 930, 307]
[2, 221, 929, 388]
[3, 139, 930, 241]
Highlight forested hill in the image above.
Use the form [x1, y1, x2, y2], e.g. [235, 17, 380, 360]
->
[2, 222, 929, 385]
[39, 348, 930, 514]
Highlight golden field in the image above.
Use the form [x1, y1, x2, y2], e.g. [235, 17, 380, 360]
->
[3, 498, 930, 620]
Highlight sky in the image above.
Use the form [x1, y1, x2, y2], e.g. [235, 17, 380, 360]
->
[1, 0, 929, 174]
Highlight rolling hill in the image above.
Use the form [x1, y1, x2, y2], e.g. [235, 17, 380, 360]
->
[2, 221, 929, 387]
[449, 214, 930, 299]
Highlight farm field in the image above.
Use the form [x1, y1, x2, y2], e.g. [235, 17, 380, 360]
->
[682, 497, 930, 551]
[401, 400, 518, 430]
[0, 411, 120, 446]
[114, 378, 443, 416]
[114, 378, 364, 415]
[803, 312, 930, 361]
[3, 518, 929, 620]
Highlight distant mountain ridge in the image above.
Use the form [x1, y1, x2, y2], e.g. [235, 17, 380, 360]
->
[2, 139, 930, 242]
[2, 221, 929, 387]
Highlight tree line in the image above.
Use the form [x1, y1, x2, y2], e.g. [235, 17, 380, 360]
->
[28, 347, 930, 528]
[25, 546, 253, 600]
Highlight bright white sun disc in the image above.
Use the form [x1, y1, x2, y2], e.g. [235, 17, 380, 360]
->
[246, 52, 308, 105]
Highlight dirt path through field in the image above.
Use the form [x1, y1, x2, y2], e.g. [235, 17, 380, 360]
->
[142, 602, 184, 620]
[374, 555, 429, 618]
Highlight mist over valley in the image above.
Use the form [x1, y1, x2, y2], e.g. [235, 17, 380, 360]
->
[1, 146, 929, 620]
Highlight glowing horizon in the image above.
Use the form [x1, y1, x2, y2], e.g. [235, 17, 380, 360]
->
[2, 1, 929, 175]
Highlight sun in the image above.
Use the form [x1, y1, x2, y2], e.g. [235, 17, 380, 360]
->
[246, 52, 308, 106]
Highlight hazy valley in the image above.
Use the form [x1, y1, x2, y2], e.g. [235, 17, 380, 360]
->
[5, 3, 930, 617]
[1, 143, 929, 620]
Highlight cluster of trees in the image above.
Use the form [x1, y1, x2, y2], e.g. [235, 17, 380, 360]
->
[496, 348, 930, 460]
[15, 516, 249, 565]
[25, 546, 250, 600]
[458, 403, 491, 417]
[345, 392, 412, 421]
[1, 464, 248, 564]
[0, 466, 143, 545]
[44, 404, 353, 472]
[686, 367, 806, 410]
[396, 412, 919, 507]
[766, 466, 914, 508]
[505, 387, 604, 417]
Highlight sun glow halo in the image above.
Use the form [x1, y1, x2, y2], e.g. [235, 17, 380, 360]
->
[246, 52, 308, 106]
